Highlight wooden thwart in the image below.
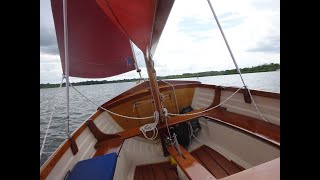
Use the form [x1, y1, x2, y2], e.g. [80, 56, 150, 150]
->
[191, 145, 243, 178]
[167, 144, 216, 180]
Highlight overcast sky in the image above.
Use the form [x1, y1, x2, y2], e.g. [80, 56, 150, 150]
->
[40, 0, 279, 84]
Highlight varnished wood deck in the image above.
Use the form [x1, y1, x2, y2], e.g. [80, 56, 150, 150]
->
[134, 162, 179, 180]
[134, 145, 244, 180]
[191, 145, 243, 179]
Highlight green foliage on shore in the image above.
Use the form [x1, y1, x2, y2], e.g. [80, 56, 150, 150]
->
[40, 63, 279, 89]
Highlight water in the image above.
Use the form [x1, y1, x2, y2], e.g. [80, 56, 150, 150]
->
[40, 71, 279, 166]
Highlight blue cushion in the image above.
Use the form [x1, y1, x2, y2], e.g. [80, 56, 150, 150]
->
[67, 153, 118, 180]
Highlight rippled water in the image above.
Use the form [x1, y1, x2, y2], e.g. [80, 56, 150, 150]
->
[40, 71, 279, 166]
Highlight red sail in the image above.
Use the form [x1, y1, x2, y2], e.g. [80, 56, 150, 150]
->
[96, 0, 175, 55]
[51, 0, 135, 78]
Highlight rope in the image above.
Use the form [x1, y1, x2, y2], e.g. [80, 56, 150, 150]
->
[248, 90, 269, 122]
[160, 80, 179, 114]
[140, 111, 159, 140]
[162, 108, 173, 140]
[187, 121, 205, 145]
[168, 86, 244, 116]
[40, 76, 65, 160]
[69, 83, 154, 120]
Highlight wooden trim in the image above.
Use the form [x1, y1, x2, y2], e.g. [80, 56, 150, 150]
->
[207, 86, 221, 108]
[87, 120, 121, 143]
[93, 138, 124, 157]
[71, 108, 103, 140]
[167, 144, 216, 180]
[242, 87, 252, 104]
[204, 109, 280, 146]
[223, 86, 280, 100]
[103, 83, 279, 111]
[196, 84, 280, 99]
[40, 139, 71, 180]
[69, 137, 78, 155]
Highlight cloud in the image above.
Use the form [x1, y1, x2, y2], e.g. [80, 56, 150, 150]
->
[40, 0, 59, 55]
[247, 35, 279, 53]
[40, 26, 59, 55]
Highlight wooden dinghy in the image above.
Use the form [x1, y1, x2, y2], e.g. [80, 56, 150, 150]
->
[41, 0, 280, 179]
[40, 80, 280, 179]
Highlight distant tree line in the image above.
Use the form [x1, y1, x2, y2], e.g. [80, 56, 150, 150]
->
[40, 63, 279, 89]
[157, 63, 280, 79]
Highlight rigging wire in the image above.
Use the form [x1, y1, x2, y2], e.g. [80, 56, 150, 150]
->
[206, 0, 269, 122]
[69, 83, 154, 120]
[168, 86, 244, 116]
[40, 76, 65, 160]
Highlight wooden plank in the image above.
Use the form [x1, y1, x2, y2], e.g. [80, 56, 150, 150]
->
[192, 147, 228, 178]
[134, 166, 144, 180]
[142, 165, 156, 180]
[151, 164, 168, 180]
[160, 162, 179, 180]
[167, 145, 216, 180]
[134, 162, 179, 180]
[202, 146, 242, 175]
[190, 151, 206, 167]
[163, 167, 179, 180]
[220, 158, 280, 180]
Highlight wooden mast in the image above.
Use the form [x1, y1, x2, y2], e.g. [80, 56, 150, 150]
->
[144, 50, 171, 156]
[144, 52, 164, 120]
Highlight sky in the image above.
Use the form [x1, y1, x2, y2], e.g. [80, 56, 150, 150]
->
[40, 0, 280, 84]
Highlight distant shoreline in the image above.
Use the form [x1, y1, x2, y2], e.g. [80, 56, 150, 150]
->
[40, 63, 279, 89]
